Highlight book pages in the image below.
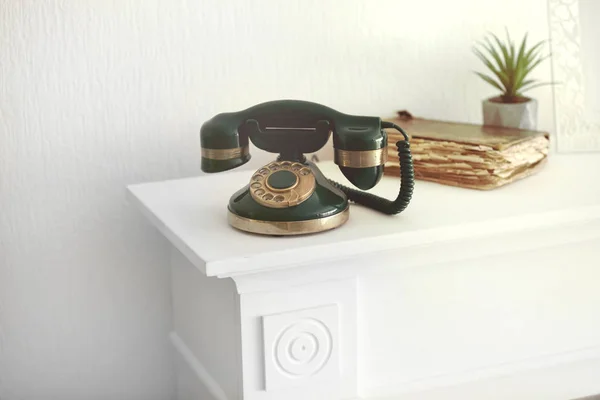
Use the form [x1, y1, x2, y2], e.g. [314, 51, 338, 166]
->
[384, 117, 550, 190]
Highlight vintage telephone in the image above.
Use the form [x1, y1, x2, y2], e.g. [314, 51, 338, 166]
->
[200, 100, 414, 235]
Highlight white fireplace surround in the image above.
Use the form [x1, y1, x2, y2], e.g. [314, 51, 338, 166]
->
[128, 154, 600, 400]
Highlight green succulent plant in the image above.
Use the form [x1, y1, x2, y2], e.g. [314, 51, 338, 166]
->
[473, 30, 554, 104]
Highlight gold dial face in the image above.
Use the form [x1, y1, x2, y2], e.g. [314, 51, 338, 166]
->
[249, 161, 316, 208]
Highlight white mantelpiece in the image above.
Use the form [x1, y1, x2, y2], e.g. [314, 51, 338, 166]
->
[127, 154, 600, 400]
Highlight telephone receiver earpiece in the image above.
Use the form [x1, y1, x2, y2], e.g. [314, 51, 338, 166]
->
[330, 121, 414, 215]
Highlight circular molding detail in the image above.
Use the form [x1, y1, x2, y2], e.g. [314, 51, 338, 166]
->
[273, 318, 332, 377]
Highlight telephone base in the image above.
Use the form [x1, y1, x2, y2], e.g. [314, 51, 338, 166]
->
[226, 161, 349, 236]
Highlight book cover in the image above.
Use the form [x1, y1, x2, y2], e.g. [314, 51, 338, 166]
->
[385, 114, 549, 150]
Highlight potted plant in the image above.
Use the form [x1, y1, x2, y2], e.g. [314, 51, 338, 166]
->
[473, 31, 553, 130]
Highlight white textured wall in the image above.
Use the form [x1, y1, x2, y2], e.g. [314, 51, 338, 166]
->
[0, 1, 552, 399]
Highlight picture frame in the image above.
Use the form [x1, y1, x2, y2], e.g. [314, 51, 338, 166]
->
[548, 0, 600, 152]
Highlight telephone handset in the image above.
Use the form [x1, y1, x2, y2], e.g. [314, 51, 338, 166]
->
[200, 100, 414, 235]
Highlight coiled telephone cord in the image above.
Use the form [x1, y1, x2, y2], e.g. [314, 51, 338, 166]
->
[328, 122, 414, 215]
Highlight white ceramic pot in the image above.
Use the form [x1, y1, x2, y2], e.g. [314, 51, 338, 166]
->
[482, 97, 538, 130]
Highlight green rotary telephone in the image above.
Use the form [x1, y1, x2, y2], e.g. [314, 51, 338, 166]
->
[200, 100, 415, 236]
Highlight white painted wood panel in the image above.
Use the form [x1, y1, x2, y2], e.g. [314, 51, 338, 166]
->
[359, 239, 600, 397]
[239, 278, 358, 400]
[174, 348, 220, 400]
[170, 249, 241, 400]
[161, 227, 600, 400]
[370, 356, 600, 400]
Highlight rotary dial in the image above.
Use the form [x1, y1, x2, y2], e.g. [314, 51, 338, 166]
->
[249, 161, 316, 209]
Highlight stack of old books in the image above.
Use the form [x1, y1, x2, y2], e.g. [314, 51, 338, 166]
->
[384, 113, 550, 190]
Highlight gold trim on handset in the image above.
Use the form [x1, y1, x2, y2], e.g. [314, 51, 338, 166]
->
[334, 148, 388, 168]
[201, 146, 249, 160]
